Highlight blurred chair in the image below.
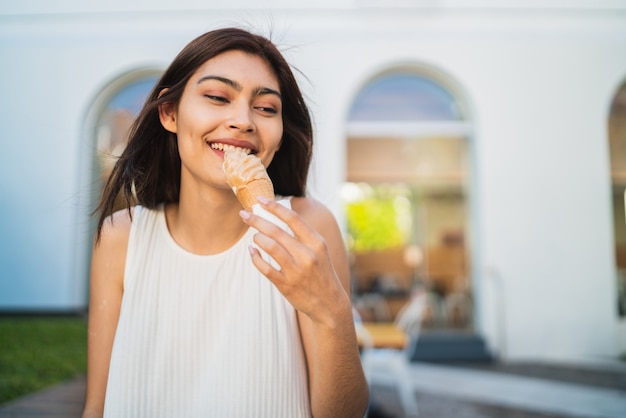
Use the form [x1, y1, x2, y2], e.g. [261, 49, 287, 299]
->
[354, 292, 393, 322]
[423, 290, 447, 327]
[445, 290, 473, 328]
[355, 291, 426, 418]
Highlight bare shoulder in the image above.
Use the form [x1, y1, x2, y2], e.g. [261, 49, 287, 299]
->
[290, 196, 338, 233]
[290, 197, 351, 292]
[91, 207, 135, 285]
[290, 196, 347, 255]
[97, 207, 134, 248]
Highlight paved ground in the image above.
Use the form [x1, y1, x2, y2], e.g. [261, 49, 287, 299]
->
[369, 360, 626, 418]
[0, 376, 86, 418]
[1, 360, 626, 417]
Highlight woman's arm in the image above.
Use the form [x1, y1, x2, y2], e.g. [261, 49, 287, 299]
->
[81, 210, 131, 418]
[292, 197, 369, 418]
[240, 197, 369, 418]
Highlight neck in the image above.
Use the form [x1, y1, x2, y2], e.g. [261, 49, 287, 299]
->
[165, 186, 248, 255]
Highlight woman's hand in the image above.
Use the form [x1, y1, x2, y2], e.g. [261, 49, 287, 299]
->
[239, 196, 347, 326]
[239, 196, 369, 418]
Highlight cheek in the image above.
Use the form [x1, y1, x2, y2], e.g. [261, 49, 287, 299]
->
[275, 125, 284, 147]
[268, 119, 284, 147]
[258, 115, 283, 139]
[174, 113, 209, 155]
[176, 136, 195, 164]
[260, 125, 284, 167]
[177, 97, 222, 133]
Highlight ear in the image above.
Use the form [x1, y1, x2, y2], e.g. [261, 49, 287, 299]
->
[157, 88, 177, 133]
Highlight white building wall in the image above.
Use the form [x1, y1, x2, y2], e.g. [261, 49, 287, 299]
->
[0, 0, 625, 362]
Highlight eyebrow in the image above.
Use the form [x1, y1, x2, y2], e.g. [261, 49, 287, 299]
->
[197, 75, 282, 100]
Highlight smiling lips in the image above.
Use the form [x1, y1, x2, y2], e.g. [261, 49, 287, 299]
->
[210, 142, 253, 155]
[221, 145, 274, 211]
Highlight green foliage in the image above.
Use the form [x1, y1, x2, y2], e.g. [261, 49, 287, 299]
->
[346, 198, 404, 251]
[345, 183, 414, 251]
[0, 317, 87, 405]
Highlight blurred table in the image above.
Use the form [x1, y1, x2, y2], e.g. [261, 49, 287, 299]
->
[357, 322, 408, 349]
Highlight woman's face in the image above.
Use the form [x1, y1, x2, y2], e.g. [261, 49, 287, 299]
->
[160, 50, 283, 191]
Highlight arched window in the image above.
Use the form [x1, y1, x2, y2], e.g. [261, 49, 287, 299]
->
[345, 71, 473, 331]
[348, 73, 462, 121]
[609, 80, 626, 317]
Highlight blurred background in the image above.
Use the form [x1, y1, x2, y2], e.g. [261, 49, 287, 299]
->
[1, 0, 625, 391]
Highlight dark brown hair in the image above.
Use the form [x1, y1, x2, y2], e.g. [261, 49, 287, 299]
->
[95, 27, 313, 240]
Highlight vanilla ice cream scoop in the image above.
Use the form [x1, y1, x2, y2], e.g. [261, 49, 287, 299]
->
[222, 146, 275, 211]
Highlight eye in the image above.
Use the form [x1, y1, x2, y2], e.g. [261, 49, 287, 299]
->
[255, 106, 278, 115]
[205, 95, 229, 103]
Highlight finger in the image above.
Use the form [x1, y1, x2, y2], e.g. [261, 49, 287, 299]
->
[248, 244, 306, 306]
[240, 209, 308, 261]
[240, 209, 294, 246]
[247, 245, 283, 282]
[255, 200, 329, 267]
[251, 231, 297, 271]
[256, 197, 320, 244]
[240, 206, 323, 271]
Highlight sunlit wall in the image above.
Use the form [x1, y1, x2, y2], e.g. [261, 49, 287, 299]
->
[0, 0, 625, 362]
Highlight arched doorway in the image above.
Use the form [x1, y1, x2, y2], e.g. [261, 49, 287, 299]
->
[608, 80, 626, 320]
[76, 69, 161, 303]
[344, 69, 477, 339]
[93, 71, 161, 211]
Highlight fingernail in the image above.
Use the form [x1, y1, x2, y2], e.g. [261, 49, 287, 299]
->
[256, 196, 270, 205]
[239, 210, 251, 220]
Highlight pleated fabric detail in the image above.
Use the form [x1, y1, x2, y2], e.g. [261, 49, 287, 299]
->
[103, 204, 311, 418]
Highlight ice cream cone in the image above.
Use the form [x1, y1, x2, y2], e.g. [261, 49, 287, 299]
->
[222, 145, 275, 211]
[235, 178, 275, 211]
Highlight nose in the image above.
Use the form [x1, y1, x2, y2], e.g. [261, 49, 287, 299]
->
[227, 102, 255, 133]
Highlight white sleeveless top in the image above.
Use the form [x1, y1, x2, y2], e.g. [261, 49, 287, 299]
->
[103, 203, 311, 418]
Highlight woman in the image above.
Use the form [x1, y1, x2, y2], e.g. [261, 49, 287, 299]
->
[81, 27, 369, 418]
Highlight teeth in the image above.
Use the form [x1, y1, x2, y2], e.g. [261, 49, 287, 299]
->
[210, 143, 251, 154]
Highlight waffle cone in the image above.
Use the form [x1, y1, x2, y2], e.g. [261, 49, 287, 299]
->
[235, 179, 275, 211]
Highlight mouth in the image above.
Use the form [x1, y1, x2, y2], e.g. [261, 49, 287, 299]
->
[208, 142, 255, 155]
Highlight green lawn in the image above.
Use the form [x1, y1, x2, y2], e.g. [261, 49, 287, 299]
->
[0, 316, 88, 405]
